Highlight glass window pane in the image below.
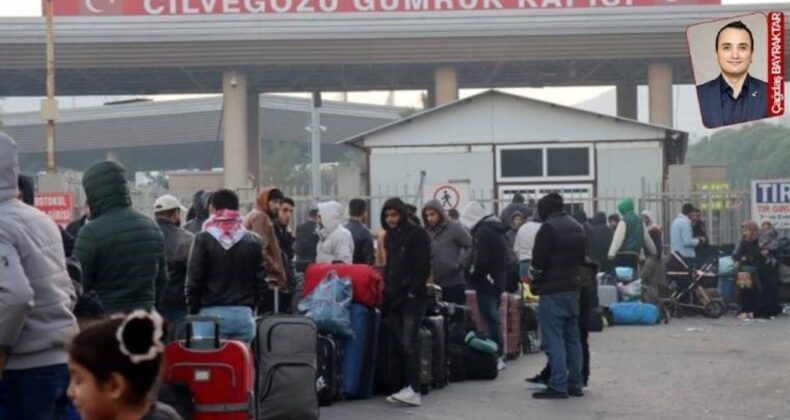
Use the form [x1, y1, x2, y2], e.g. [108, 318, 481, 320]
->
[500, 149, 542, 178]
[546, 148, 589, 177]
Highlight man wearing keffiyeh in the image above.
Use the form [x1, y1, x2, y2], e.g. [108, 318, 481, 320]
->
[186, 189, 267, 345]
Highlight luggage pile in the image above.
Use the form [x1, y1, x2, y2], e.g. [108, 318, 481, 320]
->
[598, 267, 664, 326]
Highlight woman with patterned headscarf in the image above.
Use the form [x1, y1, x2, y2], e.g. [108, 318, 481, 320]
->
[733, 221, 763, 320]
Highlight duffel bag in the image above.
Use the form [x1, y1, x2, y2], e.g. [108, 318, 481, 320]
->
[305, 263, 384, 308]
[609, 302, 659, 325]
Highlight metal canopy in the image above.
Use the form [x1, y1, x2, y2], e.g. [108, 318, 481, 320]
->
[1, 4, 788, 95]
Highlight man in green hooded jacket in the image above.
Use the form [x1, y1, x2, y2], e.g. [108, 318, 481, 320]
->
[607, 198, 657, 275]
[75, 161, 168, 313]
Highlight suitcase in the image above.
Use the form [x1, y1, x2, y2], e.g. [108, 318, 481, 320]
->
[588, 307, 604, 333]
[463, 346, 498, 380]
[426, 284, 446, 316]
[343, 303, 381, 399]
[254, 287, 319, 420]
[521, 303, 541, 355]
[447, 322, 468, 383]
[163, 316, 254, 420]
[316, 334, 344, 406]
[464, 290, 487, 335]
[423, 316, 447, 389]
[500, 293, 522, 360]
[374, 318, 403, 395]
[598, 284, 619, 308]
[304, 264, 384, 308]
[418, 327, 433, 395]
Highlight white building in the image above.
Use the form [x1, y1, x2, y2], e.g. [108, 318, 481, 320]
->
[341, 90, 687, 226]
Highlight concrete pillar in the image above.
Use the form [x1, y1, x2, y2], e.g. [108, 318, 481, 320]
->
[222, 70, 249, 191]
[247, 90, 260, 188]
[648, 62, 673, 127]
[616, 83, 637, 120]
[434, 66, 459, 106]
[425, 87, 436, 109]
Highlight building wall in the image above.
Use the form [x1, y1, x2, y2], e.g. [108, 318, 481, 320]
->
[369, 146, 493, 229]
[595, 141, 664, 215]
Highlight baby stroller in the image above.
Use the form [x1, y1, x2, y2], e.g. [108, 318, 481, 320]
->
[659, 251, 726, 319]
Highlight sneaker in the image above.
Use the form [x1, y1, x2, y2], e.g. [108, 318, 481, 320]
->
[569, 389, 584, 397]
[532, 388, 569, 399]
[391, 387, 421, 407]
[386, 387, 409, 404]
[526, 375, 549, 385]
[497, 358, 507, 371]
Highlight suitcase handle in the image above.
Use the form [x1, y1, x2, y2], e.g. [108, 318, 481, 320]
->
[185, 315, 221, 349]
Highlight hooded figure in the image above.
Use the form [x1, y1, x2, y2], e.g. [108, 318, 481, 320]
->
[529, 193, 586, 296]
[0, 133, 78, 420]
[315, 201, 354, 264]
[640, 210, 663, 259]
[607, 198, 656, 269]
[75, 161, 168, 313]
[500, 193, 532, 230]
[461, 201, 509, 367]
[244, 187, 287, 291]
[379, 198, 432, 405]
[381, 198, 432, 309]
[422, 200, 472, 302]
[183, 190, 212, 234]
[587, 212, 614, 270]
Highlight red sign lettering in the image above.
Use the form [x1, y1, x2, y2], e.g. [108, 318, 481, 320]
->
[34, 193, 74, 227]
[47, 0, 720, 16]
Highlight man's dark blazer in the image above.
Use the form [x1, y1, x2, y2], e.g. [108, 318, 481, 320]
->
[696, 73, 768, 128]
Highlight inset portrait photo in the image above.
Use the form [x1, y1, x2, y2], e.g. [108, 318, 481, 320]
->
[687, 13, 785, 129]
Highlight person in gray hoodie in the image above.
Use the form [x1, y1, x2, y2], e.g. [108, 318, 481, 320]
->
[422, 200, 472, 305]
[0, 132, 78, 418]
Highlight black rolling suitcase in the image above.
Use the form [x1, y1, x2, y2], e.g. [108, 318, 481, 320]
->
[423, 315, 448, 389]
[316, 334, 343, 406]
[418, 327, 433, 395]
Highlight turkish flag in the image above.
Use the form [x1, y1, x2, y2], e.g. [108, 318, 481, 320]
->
[46, 0, 124, 16]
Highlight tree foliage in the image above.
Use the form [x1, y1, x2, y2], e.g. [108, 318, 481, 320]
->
[686, 122, 790, 188]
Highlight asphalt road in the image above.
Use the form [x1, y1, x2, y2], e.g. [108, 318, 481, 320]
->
[321, 315, 790, 420]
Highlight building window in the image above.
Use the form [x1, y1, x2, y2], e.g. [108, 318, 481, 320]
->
[500, 148, 542, 178]
[496, 144, 593, 182]
[547, 147, 590, 177]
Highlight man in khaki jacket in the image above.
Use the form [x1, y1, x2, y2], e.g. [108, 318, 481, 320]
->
[245, 187, 288, 312]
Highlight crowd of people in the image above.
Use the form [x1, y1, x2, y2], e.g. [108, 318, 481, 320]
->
[0, 127, 787, 418]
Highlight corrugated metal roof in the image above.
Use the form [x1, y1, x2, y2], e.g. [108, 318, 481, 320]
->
[3, 95, 403, 154]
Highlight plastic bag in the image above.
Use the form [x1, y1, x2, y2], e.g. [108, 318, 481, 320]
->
[615, 267, 635, 282]
[718, 256, 736, 277]
[617, 279, 642, 302]
[298, 271, 354, 338]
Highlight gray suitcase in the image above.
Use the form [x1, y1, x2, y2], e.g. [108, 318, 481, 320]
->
[254, 287, 319, 420]
[598, 284, 618, 308]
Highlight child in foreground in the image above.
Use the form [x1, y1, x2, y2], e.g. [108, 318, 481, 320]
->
[67, 311, 181, 420]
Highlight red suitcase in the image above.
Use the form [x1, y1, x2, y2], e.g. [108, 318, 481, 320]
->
[163, 316, 254, 420]
[304, 264, 384, 308]
[500, 293, 522, 360]
[465, 290, 487, 335]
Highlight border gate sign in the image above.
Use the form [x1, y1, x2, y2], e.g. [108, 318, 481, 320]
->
[752, 180, 790, 229]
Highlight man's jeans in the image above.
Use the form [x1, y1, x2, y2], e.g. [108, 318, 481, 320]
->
[194, 306, 256, 345]
[388, 297, 427, 393]
[0, 364, 70, 420]
[476, 290, 503, 357]
[538, 291, 583, 393]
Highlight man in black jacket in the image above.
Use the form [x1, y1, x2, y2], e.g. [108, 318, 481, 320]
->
[529, 192, 586, 399]
[275, 197, 296, 313]
[461, 201, 509, 371]
[153, 194, 194, 323]
[294, 208, 320, 273]
[186, 189, 266, 345]
[345, 198, 375, 265]
[381, 198, 431, 407]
